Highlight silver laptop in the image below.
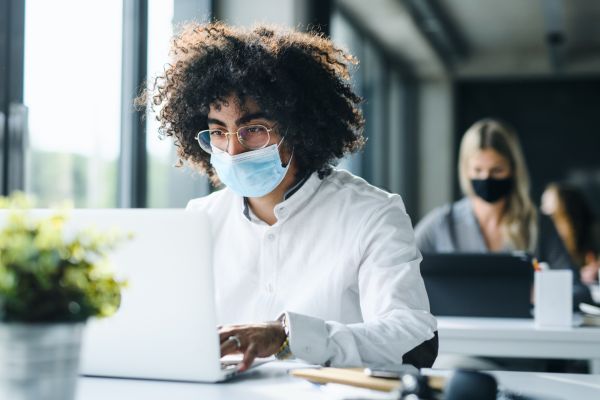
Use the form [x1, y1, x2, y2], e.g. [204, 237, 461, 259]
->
[7, 208, 238, 382]
[77, 209, 249, 382]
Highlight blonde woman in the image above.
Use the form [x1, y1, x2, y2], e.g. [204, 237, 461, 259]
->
[415, 118, 591, 306]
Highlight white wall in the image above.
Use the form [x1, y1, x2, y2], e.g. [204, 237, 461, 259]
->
[417, 78, 454, 219]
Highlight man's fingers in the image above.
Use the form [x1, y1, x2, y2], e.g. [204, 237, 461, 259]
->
[220, 336, 241, 357]
[219, 328, 240, 343]
[239, 343, 258, 372]
[219, 330, 232, 343]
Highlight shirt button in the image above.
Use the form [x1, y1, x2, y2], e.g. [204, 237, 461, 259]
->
[267, 283, 274, 293]
[279, 209, 287, 218]
[267, 233, 276, 241]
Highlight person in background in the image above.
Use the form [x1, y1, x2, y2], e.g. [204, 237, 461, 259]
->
[140, 22, 437, 372]
[415, 118, 592, 307]
[541, 183, 600, 285]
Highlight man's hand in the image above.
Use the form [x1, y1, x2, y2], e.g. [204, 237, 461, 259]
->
[219, 321, 286, 371]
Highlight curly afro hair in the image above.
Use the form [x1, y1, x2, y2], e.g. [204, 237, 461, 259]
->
[139, 22, 365, 184]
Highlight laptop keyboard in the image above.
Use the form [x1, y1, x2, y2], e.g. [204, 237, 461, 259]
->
[220, 361, 239, 371]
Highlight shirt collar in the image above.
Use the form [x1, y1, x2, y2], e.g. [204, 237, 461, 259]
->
[240, 171, 321, 223]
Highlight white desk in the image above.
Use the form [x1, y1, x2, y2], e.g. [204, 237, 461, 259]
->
[76, 362, 600, 400]
[437, 317, 600, 373]
[486, 370, 600, 400]
[78, 363, 327, 400]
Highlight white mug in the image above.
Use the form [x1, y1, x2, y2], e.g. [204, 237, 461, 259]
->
[534, 269, 573, 328]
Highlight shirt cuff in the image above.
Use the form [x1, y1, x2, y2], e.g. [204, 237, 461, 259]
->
[284, 311, 330, 365]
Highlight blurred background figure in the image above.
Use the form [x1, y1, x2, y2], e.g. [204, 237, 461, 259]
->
[415, 118, 592, 306]
[541, 182, 600, 285]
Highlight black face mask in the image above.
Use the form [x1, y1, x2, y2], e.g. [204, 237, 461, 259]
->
[471, 177, 513, 203]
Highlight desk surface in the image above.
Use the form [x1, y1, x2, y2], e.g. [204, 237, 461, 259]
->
[437, 317, 600, 362]
[76, 362, 600, 400]
[437, 316, 600, 336]
[78, 362, 331, 400]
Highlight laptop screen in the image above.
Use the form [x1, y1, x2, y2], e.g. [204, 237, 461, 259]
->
[420, 252, 534, 318]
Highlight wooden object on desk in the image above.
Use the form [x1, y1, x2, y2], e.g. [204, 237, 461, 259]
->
[290, 368, 446, 392]
[290, 368, 401, 392]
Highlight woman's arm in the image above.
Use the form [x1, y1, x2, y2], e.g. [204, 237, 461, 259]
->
[537, 214, 593, 306]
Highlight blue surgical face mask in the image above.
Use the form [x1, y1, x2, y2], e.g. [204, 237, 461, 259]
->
[210, 140, 293, 198]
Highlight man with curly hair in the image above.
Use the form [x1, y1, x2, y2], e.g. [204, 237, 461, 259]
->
[142, 22, 437, 371]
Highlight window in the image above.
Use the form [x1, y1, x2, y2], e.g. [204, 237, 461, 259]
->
[13, 0, 212, 208]
[145, 0, 210, 208]
[331, 6, 419, 214]
[23, 0, 123, 207]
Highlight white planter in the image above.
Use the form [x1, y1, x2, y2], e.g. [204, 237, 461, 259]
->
[0, 322, 85, 400]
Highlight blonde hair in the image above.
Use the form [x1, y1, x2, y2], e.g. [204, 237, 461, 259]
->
[458, 119, 538, 252]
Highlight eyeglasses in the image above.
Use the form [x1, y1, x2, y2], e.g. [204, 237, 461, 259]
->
[196, 124, 273, 154]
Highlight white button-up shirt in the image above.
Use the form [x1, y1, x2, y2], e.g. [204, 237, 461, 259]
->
[186, 169, 437, 367]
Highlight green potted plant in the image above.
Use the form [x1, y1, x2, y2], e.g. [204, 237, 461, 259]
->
[0, 193, 128, 400]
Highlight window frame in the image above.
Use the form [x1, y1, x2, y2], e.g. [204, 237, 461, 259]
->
[119, 0, 149, 208]
[0, 0, 26, 196]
